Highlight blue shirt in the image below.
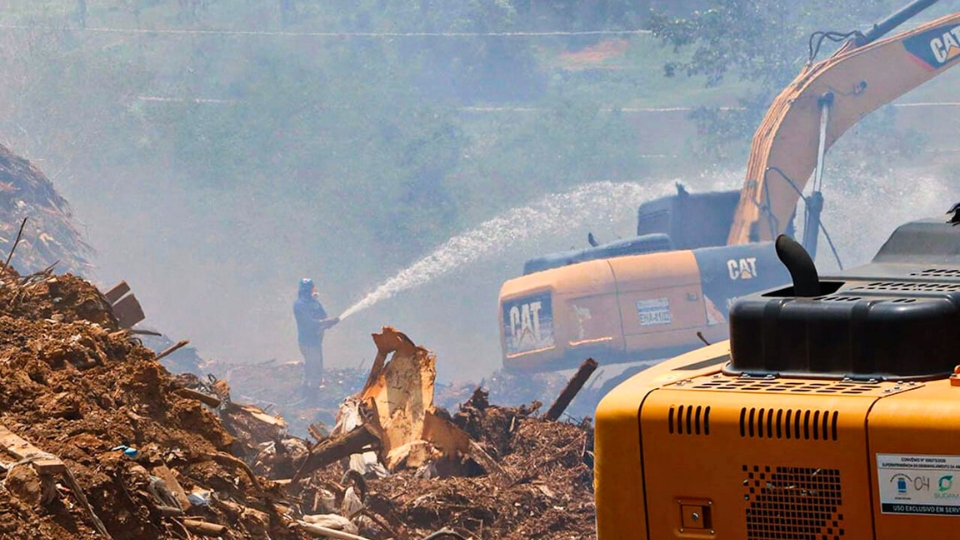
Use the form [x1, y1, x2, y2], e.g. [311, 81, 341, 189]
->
[294, 294, 328, 346]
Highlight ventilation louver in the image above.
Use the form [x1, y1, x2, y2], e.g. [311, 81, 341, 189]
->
[739, 408, 838, 441]
[667, 405, 711, 435]
[852, 281, 960, 293]
[693, 378, 879, 395]
[911, 268, 960, 278]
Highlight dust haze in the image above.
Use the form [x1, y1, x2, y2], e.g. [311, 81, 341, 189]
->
[0, 1, 954, 384]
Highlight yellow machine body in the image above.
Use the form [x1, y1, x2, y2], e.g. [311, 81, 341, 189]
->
[596, 348, 960, 539]
[594, 216, 960, 539]
[499, 250, 733, 372]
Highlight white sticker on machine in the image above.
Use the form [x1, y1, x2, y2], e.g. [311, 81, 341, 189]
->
[877, 454, 960, 515]
[636, 298, 672, 326]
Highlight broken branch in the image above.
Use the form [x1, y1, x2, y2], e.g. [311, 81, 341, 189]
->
[294, 521, 374, 540]
[155, 340, 189, 362]
[291, 425, 381, 483]
[182, 519, 228, 536]
[544, 358, 598, 421]
[173, 388, 221, 408]
[1, 217, 27, 276]
[199, 452, 263, 494]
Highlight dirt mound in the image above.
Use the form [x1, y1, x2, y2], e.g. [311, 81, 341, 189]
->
[0, 267, 307, 540]
[0, 144, 92, 276]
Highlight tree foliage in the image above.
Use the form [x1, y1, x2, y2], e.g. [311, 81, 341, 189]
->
[645, 0, 918, 159]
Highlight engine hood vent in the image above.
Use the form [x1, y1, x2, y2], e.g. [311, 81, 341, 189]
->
[668, 404, 711, 435]
[726, 217, 960, 380]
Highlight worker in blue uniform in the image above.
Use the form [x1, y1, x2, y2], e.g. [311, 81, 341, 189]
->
[293, 278, 339, 402]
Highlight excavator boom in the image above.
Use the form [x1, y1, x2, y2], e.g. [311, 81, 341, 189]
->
[727, 7, 960, 244]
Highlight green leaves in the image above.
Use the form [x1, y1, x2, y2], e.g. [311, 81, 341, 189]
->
[646, 0, 917, 158]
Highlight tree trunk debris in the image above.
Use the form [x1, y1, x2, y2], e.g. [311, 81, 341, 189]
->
[544, 358, 599, 421]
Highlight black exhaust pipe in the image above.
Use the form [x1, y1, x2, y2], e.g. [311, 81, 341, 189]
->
[775, 235, 821, 297]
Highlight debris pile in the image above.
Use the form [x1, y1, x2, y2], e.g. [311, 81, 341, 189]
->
[0, 144, 92, 275]
[361, 386, 596, 539]
[251, 328, 598, 540]
[206, 360, 599, 437]
[0, 120, 600, 539]
[0, 260, 598, 539]
[0, 265, 308, 540]
[199, 360, 366, 436]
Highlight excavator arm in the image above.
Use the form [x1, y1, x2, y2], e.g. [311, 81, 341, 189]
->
[727, 7, 960, 245]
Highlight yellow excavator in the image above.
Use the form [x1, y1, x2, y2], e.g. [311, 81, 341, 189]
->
[498, 0, 959, 384]
[595, 208, 960, 539]
[594, 1, 960, 538]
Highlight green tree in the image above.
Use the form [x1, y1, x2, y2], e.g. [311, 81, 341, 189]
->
[645, 0, 917, 160]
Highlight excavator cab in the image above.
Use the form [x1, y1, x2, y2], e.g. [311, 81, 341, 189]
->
[635, 186, 745, 250]
[520, 186, 755, 277]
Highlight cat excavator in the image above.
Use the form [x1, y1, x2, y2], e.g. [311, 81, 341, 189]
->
[498, 0, 958, 385]
[593, 1, 960, 538]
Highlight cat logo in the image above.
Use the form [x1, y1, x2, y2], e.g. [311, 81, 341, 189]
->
[502, 293, 555, 355]
[727, 257, 758, 280]
[930, 26, 960, 64]
[509, 301, 544, 345]
[904, 24, 960, 70]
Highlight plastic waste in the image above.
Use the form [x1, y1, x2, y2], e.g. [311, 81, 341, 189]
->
[111, 445, 138, 458]
[187, 488, 213, 506]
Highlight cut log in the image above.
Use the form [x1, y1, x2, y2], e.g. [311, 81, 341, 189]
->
[295, 521, 373, 540]
[544, 358, 598, 421]
[183, 519, 228, 536]
[173, 387, 221, 408]
[292, 425, 381, 482]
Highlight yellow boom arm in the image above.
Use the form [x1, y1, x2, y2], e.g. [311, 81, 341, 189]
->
[727, 11, 960, 245]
